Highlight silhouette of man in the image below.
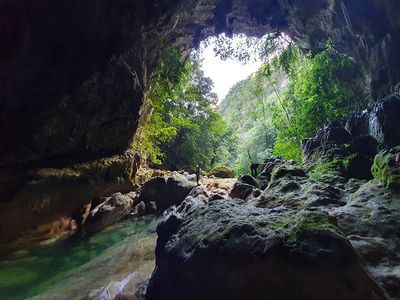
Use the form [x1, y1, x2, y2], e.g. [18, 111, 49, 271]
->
[196, 162, 203, 186]
[251, 163, 260, 178]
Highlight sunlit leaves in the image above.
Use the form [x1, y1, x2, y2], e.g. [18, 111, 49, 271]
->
[134, 47, 234, 171]
[209, 33, 289, 63]
[270, 42, 367, 161]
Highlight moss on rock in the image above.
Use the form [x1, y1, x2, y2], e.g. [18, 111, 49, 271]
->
[285, 211, 345, 245]
[148, 200, 384, 300]
[208, 165, 235, 178]
[308, 159, 345, 185]
[308, 153, 374, 184]
[371, 146, 400, 189]
[33, 149, 139, 183]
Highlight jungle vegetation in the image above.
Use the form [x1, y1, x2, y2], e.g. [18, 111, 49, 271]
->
[134, 36, 368, 175]
[133, 48, 236, 172]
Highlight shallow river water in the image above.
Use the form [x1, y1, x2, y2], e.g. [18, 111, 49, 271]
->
[0, 216, 160, 300]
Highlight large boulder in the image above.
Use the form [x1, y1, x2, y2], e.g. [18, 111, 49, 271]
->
[139, 176, 168, 203]
[207, 166, 235, 178]
[345, 110, 370, 137]
[302, 120, 379, 182]
[139, 173, 196, 211]
[147, 200, 387, 300]
[253, 166, 345, 211]
[84, 192, 138, 233]
[229, 181, 258, 200]
[369, 96, 400, 147]
[229, 175, 261, 201]
[238, 174, 259, 188]
[315, 125, 352, 145]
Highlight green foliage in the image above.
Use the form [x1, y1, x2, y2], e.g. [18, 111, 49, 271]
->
[220, 67, 287, 175]
[308, 160, 343, 182]
[138, 37, 367, 173]
[134, 47, 235, 172]
[269, 42, 367, 161]
[211, 33, 288, 63]
[371, 147, 400, 189]
[208, 165, 236, 178]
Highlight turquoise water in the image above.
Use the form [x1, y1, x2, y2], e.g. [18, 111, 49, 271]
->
[0, 216, 159, 300]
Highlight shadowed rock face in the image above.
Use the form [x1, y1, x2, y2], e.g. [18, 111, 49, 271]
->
[0, 149, 141, 247]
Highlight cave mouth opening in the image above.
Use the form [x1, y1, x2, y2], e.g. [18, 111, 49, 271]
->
[198, 33, 265, 103]
[182, 32, 292, 175]
[149, 26, 370, 176]
[135, 32, 293, 174]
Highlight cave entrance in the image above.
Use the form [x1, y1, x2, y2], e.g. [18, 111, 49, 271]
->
[199, 33, 265, 102]
[137, 26, 369, 177]
[134, 32, 291, 175]
[195, 33, 290, 175]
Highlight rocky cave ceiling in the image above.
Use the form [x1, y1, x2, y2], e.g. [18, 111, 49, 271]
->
[1, 0, 400, 167]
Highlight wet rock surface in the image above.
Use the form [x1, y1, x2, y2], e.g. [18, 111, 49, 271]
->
[335, 181, 400, 298]
[84, 192, 139, 233]
[0, 149, 140, 247]
[147, 200, 387, 300]
[139, 173, 197, 211]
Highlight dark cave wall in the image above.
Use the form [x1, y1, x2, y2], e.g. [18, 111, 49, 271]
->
[1, 0, 400, 243]
[0, 0, 172, 166]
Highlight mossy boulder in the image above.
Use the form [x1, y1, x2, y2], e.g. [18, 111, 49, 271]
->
[139, 173, 196, 211]
[307, 153, 374, 185]
[147, 200, 386, 300]
[308, 159, 345, 183]
[371, 147, 400, 189]
[208, 165, 235, 178]
[84, 191, 139, 233]
[270, 165, 307, 181]
[254, 167, 344, 210]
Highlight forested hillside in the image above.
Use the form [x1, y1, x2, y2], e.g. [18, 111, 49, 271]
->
[133, 48, 236, 172]
[220, 42, 368, 173]
[219, 68, 288, 174]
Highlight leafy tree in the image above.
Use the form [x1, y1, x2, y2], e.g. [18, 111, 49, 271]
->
[219, 68, 286, 174]
[269, 42, 367, 161]
[216, 35, 367, 164]
[133, 47, 235, 172]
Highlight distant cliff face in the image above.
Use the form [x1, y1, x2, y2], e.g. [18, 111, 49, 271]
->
[1, 0, 400, 243]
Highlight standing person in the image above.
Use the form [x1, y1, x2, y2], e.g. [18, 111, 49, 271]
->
[251, 163, 260, 178]
[196, 162, 202, 186]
